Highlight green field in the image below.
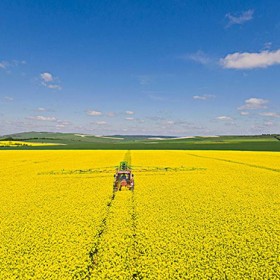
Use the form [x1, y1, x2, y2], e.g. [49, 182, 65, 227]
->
[0, 132, 279, 151]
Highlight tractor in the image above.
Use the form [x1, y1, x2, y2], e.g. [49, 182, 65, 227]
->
[113, 161, 134, 191]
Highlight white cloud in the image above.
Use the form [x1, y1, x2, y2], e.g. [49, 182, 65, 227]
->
[216, 116, 232, 121]
[29, 116, 56, 121]
[95, 121, 107, 125]
[259, 112, 280, 118]
[37, 107, 46, 111]
[181, 51, 210, 65]
[193, 94, 215, 100]
[40, 72, 53, 82]
[46, 84, 62, 90]
[40, 72, 62, 90]
[56, 124, 66, 128]
[238, 98, 268, 110]
[125, 111, 134, 115]
[220, 49, 280, 69]
[240, 111, 249, 116]
[225, 9, 254, 27]
[125, 117, 134, 121]
[57, 120, 71, 126]
[87, 110, 102, 116]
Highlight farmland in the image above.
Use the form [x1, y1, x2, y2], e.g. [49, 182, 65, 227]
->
[0, 140, 63, 147]
[0, 132, 280, 151]
[0, 150, 279, 279]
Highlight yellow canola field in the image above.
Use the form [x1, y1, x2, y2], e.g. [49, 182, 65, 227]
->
[0, 140, 62, 147]
[133, 151, 280, 279]
[0, 150, 279, 279]
[0, 151, 124, 279]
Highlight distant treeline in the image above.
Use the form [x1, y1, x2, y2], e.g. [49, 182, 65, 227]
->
[0, 137, 58, 141]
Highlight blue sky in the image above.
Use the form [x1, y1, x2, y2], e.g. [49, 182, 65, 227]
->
[1, 0, 280, 136]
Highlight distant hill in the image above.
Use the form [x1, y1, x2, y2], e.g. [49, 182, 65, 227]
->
[0, 131, 279, 151]
[0, 132, 174, 142]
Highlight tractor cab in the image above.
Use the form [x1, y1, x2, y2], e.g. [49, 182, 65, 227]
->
[113, 161, 134, 191]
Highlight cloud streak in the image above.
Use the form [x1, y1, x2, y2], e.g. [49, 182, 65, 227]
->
[28, 116, 57, 121]
[0, 62, 7, 69]
[193, 94, 215, 100]
[216, 116, 232, 121]
[0, 60, 26, 70]
[87, 110, 102, 116]
[225, 9, 254, 27]
[181, 51, 210, 65]
[37, 107, 46, 111]
[95, 121, 107, 125]
[259, 112, 280, 118]
[238, 98, 268, 110]
[240, 111, 249, 116]
[125, 111, 134, 115]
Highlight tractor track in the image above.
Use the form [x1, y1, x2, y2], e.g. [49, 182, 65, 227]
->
[75, 150, 139, 279]
[73, 191, 116, 279]
[131, 190, 142, 279]
[124, 150, 141, 279]
[186, 153, 280, 173]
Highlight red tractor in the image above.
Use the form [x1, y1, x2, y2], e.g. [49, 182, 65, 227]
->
[113, 161, 134, 191]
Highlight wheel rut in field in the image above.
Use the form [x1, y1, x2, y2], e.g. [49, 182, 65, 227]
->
[77, 150, 139, 279]
[84, 191, 116, 278]
[187, 153, 280, 173]
[124, 150, 141, 278]
[131, 190, 141, 279]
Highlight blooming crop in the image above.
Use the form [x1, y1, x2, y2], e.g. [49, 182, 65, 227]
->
[0, 150, 279, 279]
